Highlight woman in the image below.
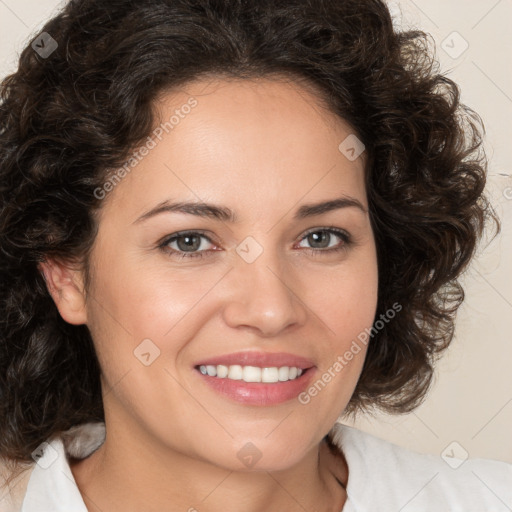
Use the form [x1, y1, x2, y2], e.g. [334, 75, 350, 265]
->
[0, 0, 510, 510]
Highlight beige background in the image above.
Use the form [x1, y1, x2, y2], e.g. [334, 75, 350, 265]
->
[0, 0, 510, 463]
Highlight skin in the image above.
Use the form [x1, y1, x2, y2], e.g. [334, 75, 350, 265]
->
[40, 76, 379, 512]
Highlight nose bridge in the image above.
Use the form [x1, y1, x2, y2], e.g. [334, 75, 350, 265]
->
[222, 235, 306, 335]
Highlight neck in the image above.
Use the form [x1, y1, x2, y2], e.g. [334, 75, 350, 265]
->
[70, 422, 348, 512]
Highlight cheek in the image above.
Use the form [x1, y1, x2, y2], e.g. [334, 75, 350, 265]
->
[314, 256, 378, 337]
[85, 255, 229, 387]
[90, 252, 218, 335]
[311, 251, 378, 380]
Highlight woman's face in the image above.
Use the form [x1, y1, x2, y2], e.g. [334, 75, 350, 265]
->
[79, 77, 378, 471]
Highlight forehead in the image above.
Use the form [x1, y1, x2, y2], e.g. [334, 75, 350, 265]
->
[155, 75, 355, 150]
[97, 76, 368, 224]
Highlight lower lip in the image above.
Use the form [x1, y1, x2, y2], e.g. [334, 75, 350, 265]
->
[196, 368, 315, 406]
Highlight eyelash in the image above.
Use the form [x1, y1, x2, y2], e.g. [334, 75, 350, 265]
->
[158, 227, 352, 260]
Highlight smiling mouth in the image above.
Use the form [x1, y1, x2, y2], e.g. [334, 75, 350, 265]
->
[196, 364, 307, 383]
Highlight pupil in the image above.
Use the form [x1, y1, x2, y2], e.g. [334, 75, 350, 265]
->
[178, 235, 200, 251]
[310, 231, 329, 248]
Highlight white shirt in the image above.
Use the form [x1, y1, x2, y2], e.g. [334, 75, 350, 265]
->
[2, 421, 510, 511]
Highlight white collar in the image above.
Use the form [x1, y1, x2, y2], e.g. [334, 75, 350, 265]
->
[18, 421, 512, 512]
[20, 421, 356, 511]
[21, 435, 88, 512]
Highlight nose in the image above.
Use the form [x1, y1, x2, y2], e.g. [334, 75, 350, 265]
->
[221, 246, 308, 337]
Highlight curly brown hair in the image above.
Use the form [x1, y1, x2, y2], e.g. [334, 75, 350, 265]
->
[0, 0, 499, 475]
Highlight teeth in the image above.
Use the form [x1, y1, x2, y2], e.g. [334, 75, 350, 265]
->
[198, 364, 304, 383]
[243, 366, 261, 382]
[262, 367, 279, 383]
[217, 364, 229, 378]
[228, 365, 243, 380]
[278, 366, 289, 381]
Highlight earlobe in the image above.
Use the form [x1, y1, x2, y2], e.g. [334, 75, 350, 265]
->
[38, 258, 88, 325]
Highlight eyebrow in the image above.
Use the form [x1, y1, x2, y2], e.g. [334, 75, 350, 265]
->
[133, 196, 368, 225]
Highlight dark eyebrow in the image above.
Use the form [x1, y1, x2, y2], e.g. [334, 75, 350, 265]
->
[295, 197, 367, 218]
[133, 196, 367, 225]
[133, 200, 238, 224]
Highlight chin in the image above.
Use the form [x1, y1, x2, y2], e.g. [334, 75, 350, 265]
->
[198, 433, 314, 473]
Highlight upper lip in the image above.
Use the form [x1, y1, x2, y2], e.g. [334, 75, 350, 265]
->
[195, 351, 315, 369]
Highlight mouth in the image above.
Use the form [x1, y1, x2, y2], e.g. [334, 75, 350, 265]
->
[193, 352, 316, 406]
[197, 364, 305, 383]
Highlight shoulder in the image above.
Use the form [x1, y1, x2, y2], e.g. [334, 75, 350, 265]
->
[328, 422, 512, 511]
[0, 458, 35, 512]
[0, 422, 105, 512]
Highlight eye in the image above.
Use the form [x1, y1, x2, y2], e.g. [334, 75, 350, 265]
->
[296, 227, 352, 255]
[159, 231, 217, 260]
[158, 227, 352, 260]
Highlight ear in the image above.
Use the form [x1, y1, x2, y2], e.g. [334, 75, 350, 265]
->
[38, 258, 88, 325]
